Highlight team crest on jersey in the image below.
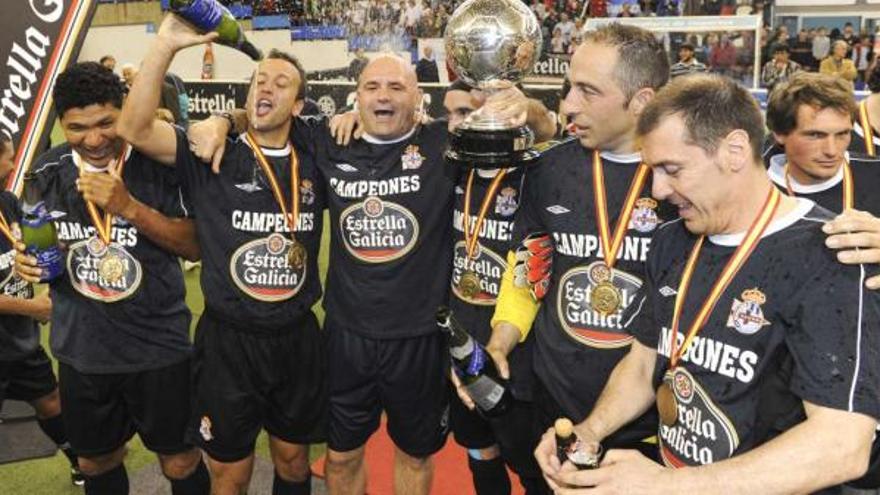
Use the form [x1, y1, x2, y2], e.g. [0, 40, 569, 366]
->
[199, 416, 213, 442]
[495, 186, 518, 217]
[340, 197, 419, 263]
[300, 179, 315, 206]
[659, 367, 740, 468]
[230, 233, 307, 302]
[555, 261, 641, 348]
[629, 197, 660, 233]
[67, 240, 143, 302]
[401, 145, 424, 170]
[726, 288, 770, 335]
[451, 241, 507, 305]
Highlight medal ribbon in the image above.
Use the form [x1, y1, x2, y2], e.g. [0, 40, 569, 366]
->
[667, 187, 781, 369]
[783, 161, 853, 210]
[243, 132, 300, 237]
[592, 150, 650, 269]
[0, 209, 15, 245]
[859, 99, 876, 157]
[76, 144, 130, 246]
[462, 169, 508, 260]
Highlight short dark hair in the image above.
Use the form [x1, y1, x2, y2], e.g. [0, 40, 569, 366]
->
[766, 72, 855, 135]
[637, 74, 765, 163]
[584, 23, 669, 102]
[266, 49, 308, 101]
[679, 42, 695, 51]
[99, 55, 115, 65]
[772, 43, 790, 53]
[447, 79, 473, 94]
[52, 62, 126, 119]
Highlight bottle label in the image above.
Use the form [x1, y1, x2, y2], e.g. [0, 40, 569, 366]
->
[465, 344, 486, 375]
[466, 375, 505, 411]
[29, 245, 64, 282]
[176, 0, 223, 31]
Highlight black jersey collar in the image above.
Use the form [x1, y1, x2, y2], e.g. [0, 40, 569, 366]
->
[361, 127, 416, 145]
[599, 150, 642, 164]
[238, 135, 292, 157]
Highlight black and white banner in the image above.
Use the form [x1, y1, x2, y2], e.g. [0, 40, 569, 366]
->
[1, 0, 98, 194]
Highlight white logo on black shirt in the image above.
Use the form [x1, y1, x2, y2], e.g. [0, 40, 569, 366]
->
[336, 163, 358, 172]
[659, 286, 677, 297]
[235, 181, 263, 193]
[546, 205, 570, 215]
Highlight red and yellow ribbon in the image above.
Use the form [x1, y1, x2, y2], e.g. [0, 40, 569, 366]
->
[76, 144, 130, 246]
[668, 187, 781, 369]
[859, 99, 875, 157]
[783, 161, 853, 210]
[592, 150, 650, 269]
[462, 169, 508, 261]
[243, 132, 300, 236]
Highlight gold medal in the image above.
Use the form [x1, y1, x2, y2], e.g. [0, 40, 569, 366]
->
[656, 382, 678, 426]
[590, 280, 621, 315]
[98, 253, 126, 284]
[458, 270, 482, 299]
[287, 239, 307, 269]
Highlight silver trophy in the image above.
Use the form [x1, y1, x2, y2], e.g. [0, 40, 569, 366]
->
[444, 0, 543, 167]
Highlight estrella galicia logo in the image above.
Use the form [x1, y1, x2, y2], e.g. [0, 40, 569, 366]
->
[340, 197, 419, 263]
[229, 233, 306, 302]
[555, 261, 641, 348]
[67, 241, 143, 302]
[451, 241, 506, 305]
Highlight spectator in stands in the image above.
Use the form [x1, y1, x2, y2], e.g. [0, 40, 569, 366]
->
[555, 13, 576, 52]
[670, 42, 707, 78]
[121, 63, 137, 89]
[100, 55, 116, 73]
[812, 27, 831, 69]
[655, 0, 680, 17]
[837, 22, 859, 58]
[348, 47, 369, 82]
[789, 29, 813, 70]
[853, 36, 873, 88]
[401, 0, 422, 36]
[550, 28, 564, 54]
[416, 46, 440, 83]
[568, 33, 583, 55]
[709, 34, 738, 77]
[761, 44, 801, 91]
[588, 0, 607, 17]
[821, 39, 858, 89]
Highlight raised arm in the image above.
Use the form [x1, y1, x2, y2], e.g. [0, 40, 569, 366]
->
[117, 14, 217, 165]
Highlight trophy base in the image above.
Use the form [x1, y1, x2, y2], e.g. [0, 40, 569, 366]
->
[446, 125, 539, 168]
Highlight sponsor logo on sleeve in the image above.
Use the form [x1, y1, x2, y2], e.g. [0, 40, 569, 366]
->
[451, 241, 506, 305]
[340, 196, 419, 263]
[229, 233, 307, 302]
[659, 367, 740, 468]
[556, 261, 641, 348]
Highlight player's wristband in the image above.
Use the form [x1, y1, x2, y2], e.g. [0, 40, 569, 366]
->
[492, 251, 540, 342]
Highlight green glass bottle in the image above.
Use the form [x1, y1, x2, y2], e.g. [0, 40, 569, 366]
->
[20, 174, 63, 282]
[170, 0, 262, 61]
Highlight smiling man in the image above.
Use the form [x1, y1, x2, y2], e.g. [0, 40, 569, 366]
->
[535, 73, 880, 495]
[116, 15, 326, 495]
[15, 61, 205, 495]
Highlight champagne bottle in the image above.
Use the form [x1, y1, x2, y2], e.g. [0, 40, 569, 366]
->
[169, 0, 262, 61]
[20, 174, 63, 282]
[555, 418, 602, 470]
[437, 306, 512, 417]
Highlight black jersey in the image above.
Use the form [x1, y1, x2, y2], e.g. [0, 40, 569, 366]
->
[0, 191, 37, 362]
[28, 144, 191, 374]
[297, 119, 457, 339]
[512, 138, 676, 422]
[449, 166, 535, 400]
[174, 130, 324, 330]
[851, 120, 879, 158]
[631, 200, 880, 468]
[767, 153, 880, 214]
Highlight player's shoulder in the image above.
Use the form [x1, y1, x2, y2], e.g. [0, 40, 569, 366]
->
[849, 152, 880, 169]
[525, 136, 584, 181]
[536, 136, 581, 161]
[30, 143, 73, 177]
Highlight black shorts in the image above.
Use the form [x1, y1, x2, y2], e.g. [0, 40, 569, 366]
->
[0, 346, 57, 405]
[326, 325, 449, 457]
[450, 393, 543, 479]
[188, 311, 326, 463]
[58, 358, 192, 457]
